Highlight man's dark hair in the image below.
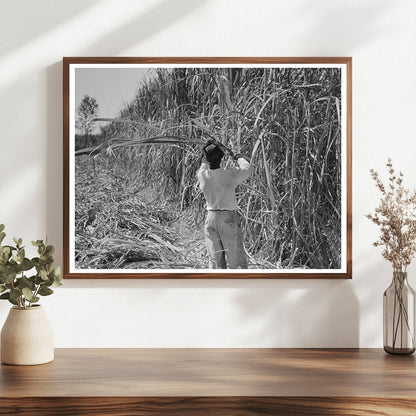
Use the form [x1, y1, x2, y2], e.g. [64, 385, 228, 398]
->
[203, 144, 224, 169]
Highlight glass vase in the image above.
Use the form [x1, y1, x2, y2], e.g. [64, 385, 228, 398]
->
[383, 271, 415, 355]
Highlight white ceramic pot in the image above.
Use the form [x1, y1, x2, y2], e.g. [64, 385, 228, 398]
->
[1, 305, 54, 365]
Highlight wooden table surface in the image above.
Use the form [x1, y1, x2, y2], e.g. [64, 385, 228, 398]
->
[1, 348, 415, 415]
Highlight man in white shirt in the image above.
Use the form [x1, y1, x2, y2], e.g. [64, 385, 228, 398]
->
[197, 141, 251, 269]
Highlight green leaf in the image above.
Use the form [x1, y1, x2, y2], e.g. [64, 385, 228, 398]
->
[0, 232, 5, 244]
[0, 285, 6, 294]
[22, 287, 34, 301]
[13, 237, 23, 249]
[0, 247, 11, 265]
[0, 224, 5, 232]
[52, 267, 63, 285]
[22, 288, 39, 303]
[42, 256, 54, 266]
[17, 276, 35, 291]
[17, 248, 25, 262]
[0, 246, 10, 255]
[13, 237, 22, 248]
[39, 269, 48, 281]
[9, 288, 21, 301]
[51, 266, 61, 278]
[45, 245, 55, 256]
[0, 291, 17, 306]
[2, 271, 17, 285]
[34, 274, 43, 285]
[20, 258, 34, 271]
[38, 287, 53, 296]
[32, 240, 43, 247]
[8, 297, 18, 306]
[0, 254, 7, 266]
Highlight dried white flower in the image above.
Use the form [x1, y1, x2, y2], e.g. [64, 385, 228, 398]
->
[367, 159, 416, 272]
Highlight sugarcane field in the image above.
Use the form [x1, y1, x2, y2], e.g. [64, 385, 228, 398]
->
[74, 66, 343, 271]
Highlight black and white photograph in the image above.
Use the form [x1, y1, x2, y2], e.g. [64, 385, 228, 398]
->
[64, 58, 351, 278]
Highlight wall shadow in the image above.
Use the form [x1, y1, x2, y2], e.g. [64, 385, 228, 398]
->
[80, 0, 204, 55]
[46, 61, 63, 264]
[0, 0, 101, 56]
[232, 279, 359, 347]
[57, 277, 360, 348]
[289, 0, 392, 52]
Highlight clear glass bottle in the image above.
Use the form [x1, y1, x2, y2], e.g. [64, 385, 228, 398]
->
[383, 271, 415, 355]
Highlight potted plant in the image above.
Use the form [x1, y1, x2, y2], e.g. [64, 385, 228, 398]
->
[367, 159, 416, 354]
[0, 224, 62, 365]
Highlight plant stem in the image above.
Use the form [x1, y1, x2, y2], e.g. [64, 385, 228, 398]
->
[391, 274, 415, 350]
[33, 284, 40, 298]
[392, 285, 397, 347]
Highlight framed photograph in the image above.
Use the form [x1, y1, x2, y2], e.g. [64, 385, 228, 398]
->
[63, 57, 352, 279]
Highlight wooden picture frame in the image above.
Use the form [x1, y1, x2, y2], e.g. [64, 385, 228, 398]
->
[63, 57, 352, 279]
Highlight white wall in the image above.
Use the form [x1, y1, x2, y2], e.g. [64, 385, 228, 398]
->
[1, 0, 415, 347]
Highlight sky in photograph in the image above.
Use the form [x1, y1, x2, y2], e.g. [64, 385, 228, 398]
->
[75, 68, 151, 119]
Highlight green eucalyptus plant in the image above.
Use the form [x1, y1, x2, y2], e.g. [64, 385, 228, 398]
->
[0, 224, 62, 309]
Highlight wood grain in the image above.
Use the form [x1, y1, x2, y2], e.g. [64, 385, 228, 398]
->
[1, 349, 415, 415]
[63, 57, 352, 279]
[1, 397, 416, 416]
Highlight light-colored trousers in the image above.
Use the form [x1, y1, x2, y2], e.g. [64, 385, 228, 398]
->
[204, 210, 247, 269]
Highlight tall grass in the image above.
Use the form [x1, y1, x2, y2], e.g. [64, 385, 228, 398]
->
[76, 67, 342, 269]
